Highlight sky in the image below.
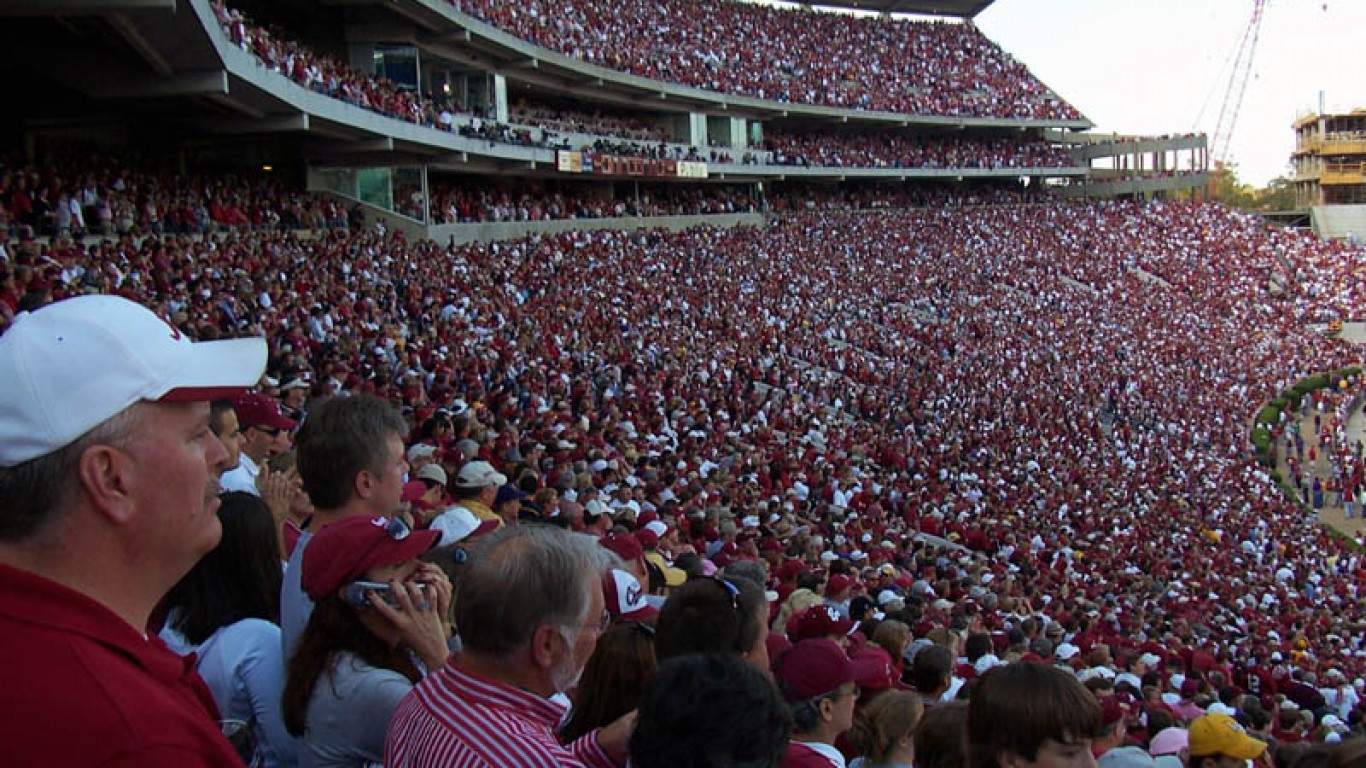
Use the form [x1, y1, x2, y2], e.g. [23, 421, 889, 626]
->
[975, 0, 1365, 188]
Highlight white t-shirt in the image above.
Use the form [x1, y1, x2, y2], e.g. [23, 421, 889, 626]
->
[221, 453, 262, 496]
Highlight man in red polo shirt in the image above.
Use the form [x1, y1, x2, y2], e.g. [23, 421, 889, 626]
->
[0, 295, 266, 767]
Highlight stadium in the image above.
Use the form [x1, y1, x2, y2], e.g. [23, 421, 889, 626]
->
[0, 0, 1364, 765]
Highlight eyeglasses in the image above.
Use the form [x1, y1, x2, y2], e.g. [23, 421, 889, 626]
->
[586, 609, 612, 633]
[383, 516, 411, 541]
[258, 426, 282, 438]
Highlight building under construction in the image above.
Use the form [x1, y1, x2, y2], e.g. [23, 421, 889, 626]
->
[1293, 109, 1366, 208]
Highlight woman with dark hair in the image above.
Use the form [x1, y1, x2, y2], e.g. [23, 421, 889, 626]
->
[161, 491, 298, 768]
[630, 653, 791, 768]
[655, 575, 771, 673]
[282, 515, 450, 768]
[561, 620, 659, 743]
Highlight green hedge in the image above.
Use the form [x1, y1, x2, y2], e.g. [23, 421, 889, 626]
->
[1250, 367, 1362, 469]
[1325, 525, 1366, 553]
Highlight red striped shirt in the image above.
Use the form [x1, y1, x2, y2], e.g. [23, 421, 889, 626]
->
[385, 663, 618, 768]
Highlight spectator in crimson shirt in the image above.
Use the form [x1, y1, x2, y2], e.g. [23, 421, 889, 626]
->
[0, 294, 267, 767]
[775, 639, 860, 768]
[1282, 669, 1327, 713]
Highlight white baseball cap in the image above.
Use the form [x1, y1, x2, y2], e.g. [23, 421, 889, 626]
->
[454, 460, 507, 489]
[428, 505, 499, 547]
[406, 443, 438, 463]
[603, 568, 658, 622]
[0, 295, 266, 467]
[416, 464, 448, 486]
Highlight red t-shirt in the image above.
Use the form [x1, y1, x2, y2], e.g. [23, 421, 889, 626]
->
[0, 563, 243, 767]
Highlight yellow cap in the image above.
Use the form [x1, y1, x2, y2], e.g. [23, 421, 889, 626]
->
[1189, 714, 1267, 761]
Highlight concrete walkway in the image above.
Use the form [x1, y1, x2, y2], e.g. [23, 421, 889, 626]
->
[1309, 402, 1366, 538]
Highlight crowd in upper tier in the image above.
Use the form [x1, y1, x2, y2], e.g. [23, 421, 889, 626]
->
[210, 1, 1082, 173]
[760, 133, 1074, 169]
[423, 179, 759, 224]
[453, 0, 1083, 119]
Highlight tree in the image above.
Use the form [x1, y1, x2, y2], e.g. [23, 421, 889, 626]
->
[1210, 163, 1296, 211]
[1212, 161, 1256, 209]
[1254, 176, 1296, 211]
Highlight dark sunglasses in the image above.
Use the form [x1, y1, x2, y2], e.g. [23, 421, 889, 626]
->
[703, 575, 740, 612]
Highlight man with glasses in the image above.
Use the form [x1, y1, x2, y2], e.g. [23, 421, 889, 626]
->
[386, 525, 632, 768]
[774, 638, 859, 768]
[1186, 713, 1269, 768]
[220, 391, 294, 495]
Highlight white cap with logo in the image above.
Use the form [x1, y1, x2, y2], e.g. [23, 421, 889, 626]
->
[0, 295, 267, 467]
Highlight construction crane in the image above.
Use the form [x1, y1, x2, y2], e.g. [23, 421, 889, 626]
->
[1210, 0, 1268, 166]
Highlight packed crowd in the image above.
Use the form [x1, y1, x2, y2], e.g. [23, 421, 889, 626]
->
[761, 133, 1074, 170]
[7, 188, 1366, 766]
[213, 1, 686, 154]
[212, 2, 1087, 172]
[214, 0, 466, 129]
[765, 183, 1050, 213]
[508, 105, 670, 144]
[425, 178, 759, 223]
[7, 197, 1366, 656]
[0, 155, 348, 239]
[454, 0, 1083, 119]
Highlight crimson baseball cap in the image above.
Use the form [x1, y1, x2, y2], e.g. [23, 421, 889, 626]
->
[600, 531, 645, 565]
[776, 639, 856, 702]
[787, 605, 858, 641]
[826, 574, 856, 597]
[0, 295, 265, 467]
[233, 391, 296, 432]
[302, 516, 439, 601]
